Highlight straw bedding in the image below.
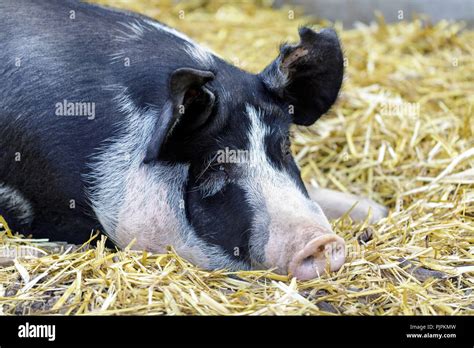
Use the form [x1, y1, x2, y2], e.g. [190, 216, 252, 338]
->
[0, 0, 473, 315]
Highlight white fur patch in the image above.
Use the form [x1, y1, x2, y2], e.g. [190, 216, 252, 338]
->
[144, 19, 215, 67]
[113, 20, 147, 42]
[108, 50, 127, 64]
[239, 105, 333, 271]
[110, 18, 215, 68]
[183, 42, 215, 67]
[0, 183, 34, 225]
[144, 19, 193, 43]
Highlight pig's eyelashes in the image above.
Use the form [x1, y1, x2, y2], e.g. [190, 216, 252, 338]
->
[194, 169, 229, 198]
[192, 160, 231, 198]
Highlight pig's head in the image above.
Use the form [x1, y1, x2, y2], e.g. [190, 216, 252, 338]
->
[144, 27, 345, 280]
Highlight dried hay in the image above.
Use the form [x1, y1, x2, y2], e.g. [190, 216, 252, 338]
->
[0, 0, 473, 315]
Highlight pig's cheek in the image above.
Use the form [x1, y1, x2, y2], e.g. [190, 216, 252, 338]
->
[113, 167, 173, 250]
[113, 166, 211, 268]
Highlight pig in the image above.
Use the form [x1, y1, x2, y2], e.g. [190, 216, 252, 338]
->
[0, 0, 387, 280]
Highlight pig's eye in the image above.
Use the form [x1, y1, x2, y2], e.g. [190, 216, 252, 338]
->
[195, 163, 229, 198]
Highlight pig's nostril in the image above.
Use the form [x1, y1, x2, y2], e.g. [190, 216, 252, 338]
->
[300, 253, 323, 276]
[288, 234, 346, 280]
[302, 256, 314, 267]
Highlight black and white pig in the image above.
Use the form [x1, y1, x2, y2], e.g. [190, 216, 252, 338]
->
[0, 0, 387, 279]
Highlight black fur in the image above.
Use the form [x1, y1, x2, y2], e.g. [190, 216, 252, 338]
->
[259, 27, 344, 126]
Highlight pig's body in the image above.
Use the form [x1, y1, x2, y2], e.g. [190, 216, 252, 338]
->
[0, 0, 387, 279]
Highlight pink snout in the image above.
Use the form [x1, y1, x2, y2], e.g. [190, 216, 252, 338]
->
[288, 234, 346, 280]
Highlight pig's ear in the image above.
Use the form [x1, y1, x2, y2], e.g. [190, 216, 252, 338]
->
[143, 67, 215, 163]
[259, 27, 344, 126]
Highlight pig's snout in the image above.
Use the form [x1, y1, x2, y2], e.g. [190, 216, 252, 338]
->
[288, 234, 345, 280]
